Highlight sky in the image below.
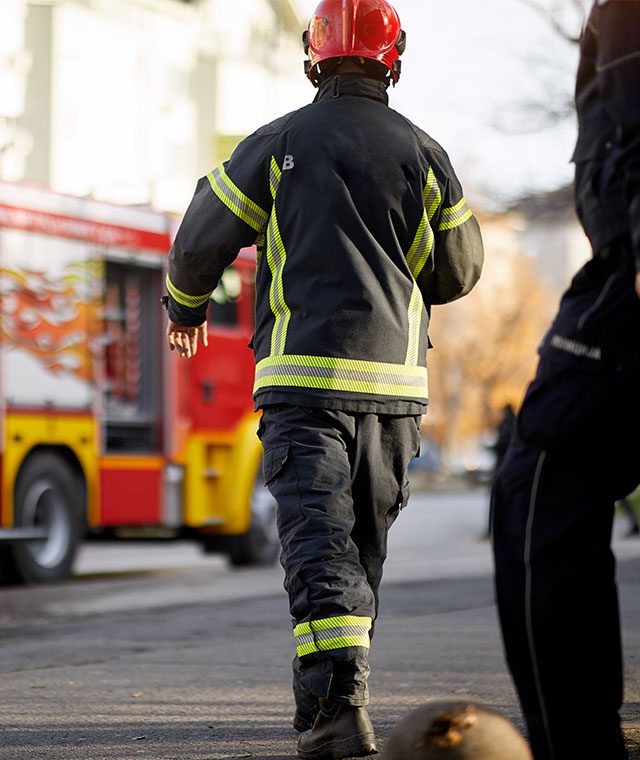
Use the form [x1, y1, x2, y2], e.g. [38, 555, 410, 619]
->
[296, 0, 587, 209]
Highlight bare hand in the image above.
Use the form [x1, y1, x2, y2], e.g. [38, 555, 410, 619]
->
[166, 320, 208, 359]
[636, 272, 640, 299]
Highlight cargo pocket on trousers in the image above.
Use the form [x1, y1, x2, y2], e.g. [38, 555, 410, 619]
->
[262, 443, 290, 488]
[387, 480, 410, 530]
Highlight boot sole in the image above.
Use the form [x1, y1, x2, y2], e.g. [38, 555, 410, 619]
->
[297, 733, 378, 760]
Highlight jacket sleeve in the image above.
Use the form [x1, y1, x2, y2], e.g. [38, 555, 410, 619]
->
[596, 0, 640, 274]
[415, 149, 484, 306]
[166, 132, 275, 326]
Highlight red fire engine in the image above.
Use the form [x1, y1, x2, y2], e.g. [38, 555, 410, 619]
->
[0, 181, 278, 583]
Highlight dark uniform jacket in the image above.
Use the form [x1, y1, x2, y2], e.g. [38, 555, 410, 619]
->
[167, 74, 484, 414]
[573, 0, 640, 270]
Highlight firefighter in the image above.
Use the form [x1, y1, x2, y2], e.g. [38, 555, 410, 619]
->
[492, 2, 640, 759]
[165, 1, 483, 757]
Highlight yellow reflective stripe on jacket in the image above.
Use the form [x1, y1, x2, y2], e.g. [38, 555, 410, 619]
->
[265, 156, 290, 355]
[254, 355, 428, 399]
[406, 169, 438, 278]
[165, 274, 212, 309]
[258, 155, 283, 267]
[402, 171, 438, 366]
[269, 156, 282, 200]
[266, 210, 290, 355]
[423, 167, 442, 221]
[207, 165, 268, 233]
[439, 197, 473, 231]
[405, 283, 424, 366]
[406, 211, 434, 280]
[294, 615, 372, 658]
[255, 232, 265, 266]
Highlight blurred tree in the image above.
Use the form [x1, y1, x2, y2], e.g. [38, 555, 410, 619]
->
[425, 252, 553, 462]
[498, 0, 589, 132]
[517, 0, 586, 44]
[424, 1, 591, 464]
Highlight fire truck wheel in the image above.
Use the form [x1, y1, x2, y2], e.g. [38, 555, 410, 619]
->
[229, 469, 280, 567]
[10, 453, 83, 584]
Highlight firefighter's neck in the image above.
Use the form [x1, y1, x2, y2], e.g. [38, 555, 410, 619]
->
[314, 73, 389, 106]
[333, 60, 366, 75]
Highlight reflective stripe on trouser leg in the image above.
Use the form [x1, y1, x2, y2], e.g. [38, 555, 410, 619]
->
[294, 615, 372, 657]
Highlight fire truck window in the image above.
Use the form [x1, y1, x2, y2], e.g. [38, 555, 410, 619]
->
[104, 262, 162, 452]
[209, 267, 241, 327]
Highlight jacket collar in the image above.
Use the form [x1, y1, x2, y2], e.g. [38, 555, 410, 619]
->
[313, 74, 389, 106]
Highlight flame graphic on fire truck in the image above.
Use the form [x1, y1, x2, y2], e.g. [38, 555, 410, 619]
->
[0, 261, 101, 384]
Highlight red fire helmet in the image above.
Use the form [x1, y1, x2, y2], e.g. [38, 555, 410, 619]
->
[303, 0, 406, 86]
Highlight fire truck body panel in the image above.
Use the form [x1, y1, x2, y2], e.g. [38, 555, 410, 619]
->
[2, 411, 99, 528]
[0, 182, 271, 582]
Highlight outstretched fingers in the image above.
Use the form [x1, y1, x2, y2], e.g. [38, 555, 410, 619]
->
[166, 321, 207, 359]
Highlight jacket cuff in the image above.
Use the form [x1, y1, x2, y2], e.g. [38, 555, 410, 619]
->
[165, 293, 208, 327]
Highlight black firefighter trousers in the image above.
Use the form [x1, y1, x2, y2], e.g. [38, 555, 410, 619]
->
[492, 241, 640, 760]
[258, 405, 420, 726]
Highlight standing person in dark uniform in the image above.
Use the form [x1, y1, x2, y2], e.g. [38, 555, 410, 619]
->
[485, 403, 516, 539]
[163, 1, 483, 757]
[492, 3, 640, 759]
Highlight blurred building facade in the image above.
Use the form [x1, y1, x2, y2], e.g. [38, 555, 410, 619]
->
[510, 185, 590, 293]
[421, 190, 590, 468]
[0, 0, 308, 212]
[479, 186, 590, 297]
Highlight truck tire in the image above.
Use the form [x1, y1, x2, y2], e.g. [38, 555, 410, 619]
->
[8, 453, 83, 584]
[229, 467, 280, 567]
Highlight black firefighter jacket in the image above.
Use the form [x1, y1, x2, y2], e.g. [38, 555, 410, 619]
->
[167, 74, 484, 415]
[573, 0, 640, 270]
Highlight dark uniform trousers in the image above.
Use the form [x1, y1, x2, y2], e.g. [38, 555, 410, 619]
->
[493, 239, 640, 760]
[258, 405, 420, 724]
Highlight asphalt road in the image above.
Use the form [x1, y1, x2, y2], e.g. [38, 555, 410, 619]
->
[1, 490, 639, 760]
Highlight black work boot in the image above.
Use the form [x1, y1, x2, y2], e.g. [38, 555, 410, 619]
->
[293, 676, 319, 732]
[293, 700, 318, 733]
[297, 697, 378, 759]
